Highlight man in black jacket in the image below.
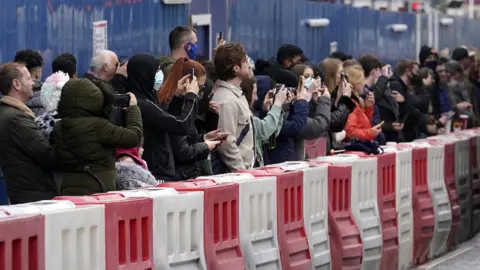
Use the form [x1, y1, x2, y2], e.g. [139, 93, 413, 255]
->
[0, 62, 57, 204]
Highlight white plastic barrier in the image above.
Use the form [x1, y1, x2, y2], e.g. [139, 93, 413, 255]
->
[1, 200, 106, 270]
[110, 188, 206, 270]
[270, 161, 331, 269]
[382, 145, 414, 270]
[411, 142, 452, 258]
[197, 173, 281, 270]
[436, 135, 472, 244]
[316, 155, 382, 270]
[113, 187, 206, 270]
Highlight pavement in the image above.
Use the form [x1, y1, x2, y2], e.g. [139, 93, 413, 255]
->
[414, 233, 480, 270]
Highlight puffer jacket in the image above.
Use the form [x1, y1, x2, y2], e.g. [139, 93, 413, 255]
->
[52, 79, 143, 195]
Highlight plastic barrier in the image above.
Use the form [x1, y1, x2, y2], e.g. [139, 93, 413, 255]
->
[398, 144, 434, 266]
[54, 193, 154, 270]
[197, 173, 281, 269]
[238, 168, 312, 270]
[312, 161, 363, 270]
[2, 200, 106, 270]
[382, 145, 413, 270]
[110, 188, 207, 270]
[468, 134, 480, 236]
[411, 142, 452, 258]
[434, 135, 472, 244]
[158, 180, 245, 270]
[0, 209, 45, 270]
[316, 155, 382, 270]
[426, 137, 462, 252]
[268, 161, 331, 269]
[348, 152, 399, 270]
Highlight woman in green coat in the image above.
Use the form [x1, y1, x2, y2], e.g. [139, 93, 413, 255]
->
[52, 79, 143, 195]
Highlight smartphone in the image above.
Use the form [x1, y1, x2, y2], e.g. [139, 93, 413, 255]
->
[388, 66, 392, 74]
[379, 120, 385, 127]
[188, 68, 195, 78]
[119, 56, 129, 66]
[218, 32, 223, 40]
[340, 72, 348, 82]
[114, 94, 131, 108]
[272, 84, 285, 97]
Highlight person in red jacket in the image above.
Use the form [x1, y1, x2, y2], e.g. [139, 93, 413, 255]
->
[343, 65, 383, 141]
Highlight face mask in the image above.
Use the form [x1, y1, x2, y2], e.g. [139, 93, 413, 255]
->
[154, 70, 164, 91]
[304, 77, 313, 89]
[185, 42, 197, 60]
[424, 60, 438, 71]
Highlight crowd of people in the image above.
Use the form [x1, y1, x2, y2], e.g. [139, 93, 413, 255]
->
[0, 25, 477, 204]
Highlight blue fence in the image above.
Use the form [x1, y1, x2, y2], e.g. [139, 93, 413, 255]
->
[1, 0, 480, 79]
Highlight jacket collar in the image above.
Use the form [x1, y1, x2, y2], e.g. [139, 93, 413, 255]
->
[217, 80, 244, 98]
[0, 96, 35, 119]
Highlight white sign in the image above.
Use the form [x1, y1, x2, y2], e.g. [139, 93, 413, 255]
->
[93, 20, 108, 54]
[330, 41, 338, 54]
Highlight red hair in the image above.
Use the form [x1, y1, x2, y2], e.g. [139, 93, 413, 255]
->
[157, 57, 206, 104]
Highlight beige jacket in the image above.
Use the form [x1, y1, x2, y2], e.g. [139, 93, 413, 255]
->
[211, 80, 255, 171]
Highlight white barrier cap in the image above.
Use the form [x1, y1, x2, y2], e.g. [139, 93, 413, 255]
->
[197, 173, 255, 183]
[0, 200, 75, 215]
[110, 187, 177, 198]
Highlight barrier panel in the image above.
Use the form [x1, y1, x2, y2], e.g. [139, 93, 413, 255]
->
[158, 180, 245, 270]
[411, 142, 452, 258]
[238, 168, 312, 270]
[110, 188, 207, 270]
[2, 200, 106, 270]
[434, 135, 472, 244]
[382, 145, 413, 270]
[312, 162, 363, 270]
[268, 161, 331, 269]
[0, 209, 45, 270]
[398, 144, 434, 265]
[316, 155, 382, 270]
[54, 193, 154, 270]
[196, 173, 281, 270]
[468, 133, 480, 236]
[347, 151, 399, 270]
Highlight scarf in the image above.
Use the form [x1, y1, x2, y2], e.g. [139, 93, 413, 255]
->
[0, 96, 35, 119]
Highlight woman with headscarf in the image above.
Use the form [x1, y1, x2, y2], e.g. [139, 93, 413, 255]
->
[127, 54, 200, 180]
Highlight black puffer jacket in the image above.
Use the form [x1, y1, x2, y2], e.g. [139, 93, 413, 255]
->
[128, 54, 198, 180]
[329, 89, 356, 150]
[168, 96, 209, 180]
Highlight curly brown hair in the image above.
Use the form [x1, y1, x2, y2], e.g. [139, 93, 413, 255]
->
[214, 43, 247, 81]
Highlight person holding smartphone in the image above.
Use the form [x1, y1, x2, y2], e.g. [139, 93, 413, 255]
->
[343, 65, 383, 141]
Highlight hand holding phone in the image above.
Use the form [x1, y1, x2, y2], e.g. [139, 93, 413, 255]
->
[114, 94, 131, 108]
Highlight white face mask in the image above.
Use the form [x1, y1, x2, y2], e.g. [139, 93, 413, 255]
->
[154, 70, 164, 91]
[304, 77, 313, 89]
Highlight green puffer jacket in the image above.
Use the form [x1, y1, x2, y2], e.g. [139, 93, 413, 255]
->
[52, 79, 143, 195]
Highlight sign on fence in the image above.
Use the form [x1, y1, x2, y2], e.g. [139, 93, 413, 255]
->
[93, 20, 108, 54]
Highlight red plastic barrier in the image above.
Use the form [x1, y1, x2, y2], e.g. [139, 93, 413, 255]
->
[310, 161, 363, 270]
[470, 136, 480, 236]
[427, 139, 461, 251]
[0, 210, 45, 270]
[304, 138, 327, 159]
[347, 151, 399, 270]
[238, 168, 312, 270]
[54, 193, 153, 270]
[158, 180, 245, 270]
[410, 147, 435, 265]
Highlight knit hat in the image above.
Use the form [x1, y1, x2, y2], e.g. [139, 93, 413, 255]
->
[40, 71, 69, 112]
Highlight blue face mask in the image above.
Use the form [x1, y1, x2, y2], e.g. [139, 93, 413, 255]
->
[154, 70, 164, 91]
[304, 77, 313, 89]
[185, 42, 197, 60]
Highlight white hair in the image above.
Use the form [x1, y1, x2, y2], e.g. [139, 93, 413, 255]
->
[89, 50, 116, 73]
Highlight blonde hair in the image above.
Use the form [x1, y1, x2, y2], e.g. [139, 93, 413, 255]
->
[343, 65, 365, 108]
[319, 58, 342, 93]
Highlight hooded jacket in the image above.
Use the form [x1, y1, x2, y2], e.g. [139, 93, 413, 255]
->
[128, 54, 198, 180]
[52, 79, 143, 195]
